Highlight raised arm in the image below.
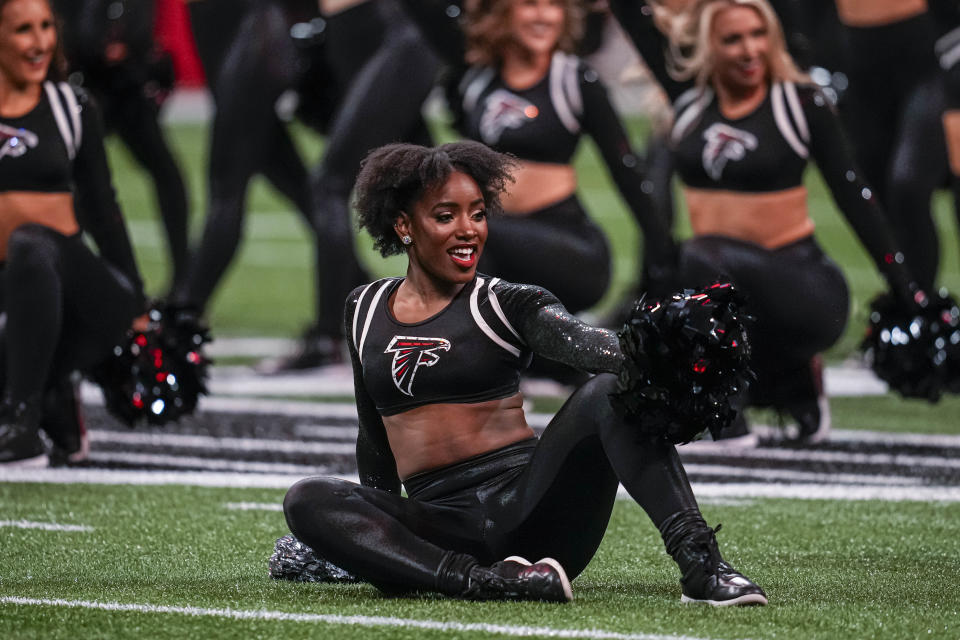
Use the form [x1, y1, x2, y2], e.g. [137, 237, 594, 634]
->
[607, 0, 692, 102]
[802, 86, 921, 304]
[71, 91, 145, 306]
[344, 288, 401, 493]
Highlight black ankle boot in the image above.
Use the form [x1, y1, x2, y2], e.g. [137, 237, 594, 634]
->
[436, 552, 572, 602]
[659, 509, 767, 606]
[0, 396, 46, 466]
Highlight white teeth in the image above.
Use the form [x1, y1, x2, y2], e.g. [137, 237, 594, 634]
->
[451, 248, 473, 256]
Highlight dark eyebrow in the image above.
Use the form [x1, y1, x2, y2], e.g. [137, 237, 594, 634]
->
[431, 198, 485, 211]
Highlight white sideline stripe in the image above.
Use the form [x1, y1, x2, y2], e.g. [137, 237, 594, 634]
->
[87, 431, 355, 455]
[0, 520, 92, 532]
[0, 596, 740, 640]
[85, 428, 960, 473]
[678, 445, 960, 470]
[683, 464, 924, 486]
[225, 502, 283, 512]
[0, 468, 358, 488]
[685, 483, 960, 503]
[3, 467, 959, 502]
[293, 424, 358, 440]
[84, 452, 331, 475]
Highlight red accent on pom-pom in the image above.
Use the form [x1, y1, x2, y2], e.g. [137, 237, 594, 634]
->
[156, 372, 167, 382]
[693, 360, 708, 373]
[135, 334, 148, 347]
[132, 393, 144, 409]
[884, 253, 894, 264]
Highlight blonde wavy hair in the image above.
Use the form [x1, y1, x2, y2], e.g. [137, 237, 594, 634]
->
[650, 0, 807, 88]
[463, 0, 585, 67]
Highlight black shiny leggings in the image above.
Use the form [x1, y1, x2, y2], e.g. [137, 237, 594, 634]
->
[842, 13, 947, 291]
[0, 225, 138, 403]
[176, 0, 317, 313]
[283, 373, 698, 592]
[311, 0, 438, 337]
[478, 196, 611, 314]
[678, 235, 848, 406]
[100, 89, 190, 292]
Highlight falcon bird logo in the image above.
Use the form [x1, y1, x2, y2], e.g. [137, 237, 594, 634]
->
[384, 336, 452, 397]
[0, 124, 38, 161]
[480, 89, 537, 145]
[701, 122, 758, 181]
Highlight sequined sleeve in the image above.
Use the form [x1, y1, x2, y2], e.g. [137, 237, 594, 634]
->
[802, 85, 918, 303]
[492, 280, 623, 373]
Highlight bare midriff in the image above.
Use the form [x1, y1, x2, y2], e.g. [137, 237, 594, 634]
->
[320, 0, 368, 16]
[835, 0, 927, 27]
[0, 192, 78, 260]
[383, 392, 535, 480]
[684, 185, 814, 249]
[501, 161, 577, 214]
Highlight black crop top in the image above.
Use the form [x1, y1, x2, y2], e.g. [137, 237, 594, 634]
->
[0, 81, 143, 296]
[397, 0, 675, 266]
[608, 0, 921, 303]
[346, 274, 623, 492]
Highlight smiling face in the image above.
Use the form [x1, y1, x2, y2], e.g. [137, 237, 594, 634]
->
[709, 4, 769, 94]
[508, 0, 565, 59]
[0, 0, 55, 90]
[396, 171, 488, 286]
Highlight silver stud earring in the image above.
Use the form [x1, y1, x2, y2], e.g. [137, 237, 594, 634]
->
[401, 235, 412, 246]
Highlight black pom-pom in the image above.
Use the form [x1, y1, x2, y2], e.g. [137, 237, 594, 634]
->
[610, 283, 752, 444]
[89, 303, 212, 426]
[862, 289, 960, 401]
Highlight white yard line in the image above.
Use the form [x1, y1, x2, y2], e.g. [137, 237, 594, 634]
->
[84, 451, 330, 475]
[682, 464, 925, 486]
[0, 596, 745, 640]
[2, 467, 959, 502]
[225, 502, 283, 511]
[87, 430, 355, 455]
[0, 520, 92, 532]
[678, 445, 960, 470]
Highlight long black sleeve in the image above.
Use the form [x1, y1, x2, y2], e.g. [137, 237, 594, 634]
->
[802, 86, 918, 303]
[608, 0, 692, 102]
[578, 64, 677, 267]
[71, 92, 145, 304]
[345, 287, 401, 493]
[492, 281, 623, 373]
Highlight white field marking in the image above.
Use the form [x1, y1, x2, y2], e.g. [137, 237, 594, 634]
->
[3, 467, 960, 502]
[677, 444, 960, 470]
[207, 338, 293, 358]
[84, 451, 331, 475]
[78, 383, 362, 418]
[293, 424, 358, 440]
[87, 430, 355, 455]
[0, 468, 358, 488]
[0, 596, 744, 640]
[685, 482, 960, 502]
[0, 520, 92, 532]
[683, 463, 925, 486]
[225, 502, 283, 511]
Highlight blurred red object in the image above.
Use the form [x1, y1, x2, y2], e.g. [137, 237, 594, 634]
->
[153, 0, 206, 87]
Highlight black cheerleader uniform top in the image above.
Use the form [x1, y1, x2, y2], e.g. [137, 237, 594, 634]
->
[0, 81, 142, 295]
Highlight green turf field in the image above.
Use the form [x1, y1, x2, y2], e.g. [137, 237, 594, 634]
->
[106, 118, 960, 363]
[1, 483, 958, 640]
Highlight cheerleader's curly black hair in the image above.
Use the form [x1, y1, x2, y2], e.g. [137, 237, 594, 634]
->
[353, 141, 516, 257]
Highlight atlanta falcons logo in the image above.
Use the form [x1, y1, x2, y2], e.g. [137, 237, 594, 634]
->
[384, 336, 452, 397]
[701, 123, 758, 181]
[479, 89, 537, 145]
[0, 123, 38, 161]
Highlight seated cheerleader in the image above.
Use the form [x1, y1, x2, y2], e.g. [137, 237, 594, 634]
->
[278, 140, 767, 606]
